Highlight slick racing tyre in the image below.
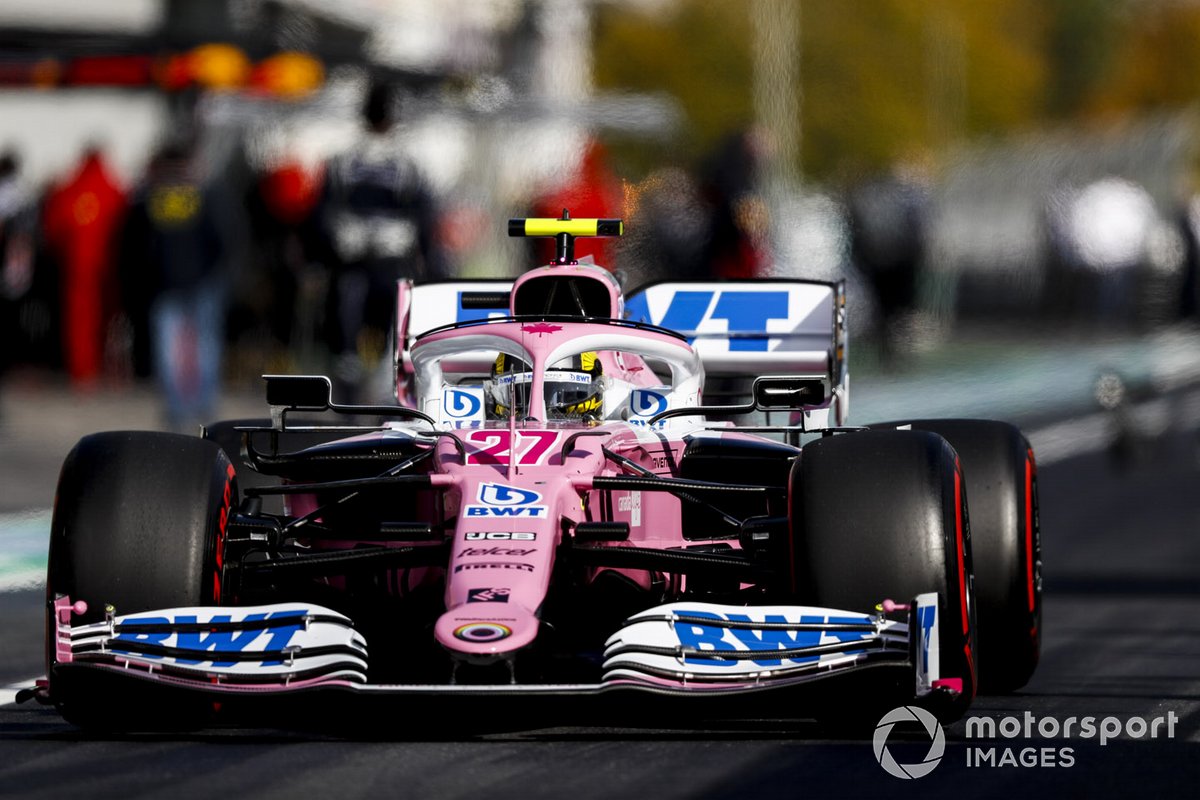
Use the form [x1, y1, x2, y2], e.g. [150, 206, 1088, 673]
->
[875, 420, 1040, 693]
[789, 430, 977, 721]
[46, 431, 237, 730]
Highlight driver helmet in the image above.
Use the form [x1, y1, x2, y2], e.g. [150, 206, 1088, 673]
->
[491, 351, 603, 420]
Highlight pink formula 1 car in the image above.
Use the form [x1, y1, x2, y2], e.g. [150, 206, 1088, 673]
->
[37, 216, 1041, 730]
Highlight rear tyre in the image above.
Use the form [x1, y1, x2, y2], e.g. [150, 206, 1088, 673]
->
[875, 420, 1040, 693]
[46, 431, 237, 729]
[790, 430, 976, 721]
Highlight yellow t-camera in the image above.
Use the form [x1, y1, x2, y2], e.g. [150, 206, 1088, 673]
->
[508, 218, 623, 238]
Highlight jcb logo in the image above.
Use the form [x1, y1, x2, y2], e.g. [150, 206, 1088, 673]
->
[465, 532, 536, 541]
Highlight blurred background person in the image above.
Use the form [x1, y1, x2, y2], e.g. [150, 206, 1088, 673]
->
[530, 137, 623, 268]
[315, 80, 442, 402]
[0, 149, 37, 413]
[618, 166, 709, 287]
[41, 146, 125, 390]
[698, 128, 772, 280]
[235, 157, 325, 374]
[847, 166, 931, 358]
[120, 141, 226, 431]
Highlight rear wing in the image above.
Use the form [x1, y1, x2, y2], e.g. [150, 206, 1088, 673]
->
[393, 277, 847, 424]
[624, 280, 847, 424]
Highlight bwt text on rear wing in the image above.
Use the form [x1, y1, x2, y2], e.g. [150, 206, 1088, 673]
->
[392, 278, 847, 425]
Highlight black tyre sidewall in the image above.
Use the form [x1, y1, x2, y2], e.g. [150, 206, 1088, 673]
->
[876, 419, 1040, 693]
[46, 431, 237, 724]
[790, 430, 977, 716]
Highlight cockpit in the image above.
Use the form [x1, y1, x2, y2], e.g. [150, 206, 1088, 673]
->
[410, 320, 703, 428]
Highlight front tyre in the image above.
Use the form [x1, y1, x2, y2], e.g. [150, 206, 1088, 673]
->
[46, 431, 237, 729]
[789, 430, 977, 721]
[876, 420, 1040, 693]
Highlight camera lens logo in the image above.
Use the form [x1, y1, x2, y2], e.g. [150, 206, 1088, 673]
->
[873, 706, 946, 779]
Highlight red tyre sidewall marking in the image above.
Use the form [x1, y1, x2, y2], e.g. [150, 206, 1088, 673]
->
[213, 462, 236, 604]
[954, 460, 976, 696]
[787, 465, 797, 593]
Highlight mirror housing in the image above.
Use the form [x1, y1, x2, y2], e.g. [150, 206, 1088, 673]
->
[264, 375, 332, 410]
[753, 376, 827, 410]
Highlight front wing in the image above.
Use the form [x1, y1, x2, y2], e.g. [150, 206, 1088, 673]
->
[44, 594, 947, 700]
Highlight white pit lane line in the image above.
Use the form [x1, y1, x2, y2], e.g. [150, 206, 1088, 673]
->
[1, 681, 37, 708]
[3, 388, 1199, 708]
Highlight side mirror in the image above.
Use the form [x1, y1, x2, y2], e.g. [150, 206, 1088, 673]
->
[753, 376, 826, 409]
[264, 375, 332, 410]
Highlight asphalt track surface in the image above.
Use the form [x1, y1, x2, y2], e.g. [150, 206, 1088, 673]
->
[1, 384, 1198, 798]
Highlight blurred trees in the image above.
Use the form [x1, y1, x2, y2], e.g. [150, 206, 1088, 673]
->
[592, 0, 1200, 184]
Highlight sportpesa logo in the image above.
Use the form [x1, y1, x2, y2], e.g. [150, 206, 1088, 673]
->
[873, 706, 946, 779]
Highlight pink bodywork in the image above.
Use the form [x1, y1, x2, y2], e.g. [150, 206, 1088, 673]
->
[408, 319, 709, 659]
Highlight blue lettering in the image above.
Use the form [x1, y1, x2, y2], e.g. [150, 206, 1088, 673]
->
[675, 610, 736, 666]
[710, 292, 789, 351]
[627, 291, 714, 345]
[465, 505, 547, 518]
[726, 614, 821, 666]
[175, 614, 264, 666]
[112, 616, 171, 659]
[258, 612, 307, 667]
[918, 604, 936, 674]
[822, 615, 870, 658]
[675, 612, 869, 668]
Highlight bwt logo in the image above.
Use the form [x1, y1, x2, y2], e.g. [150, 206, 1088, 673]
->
[444, 388, 483, 418]
[625, 290, 791, 352]
[464, 483, 547, 518]
[464, 506, 547, 518]
[673, 610, 868, 667]
[917, 603, 936, 676]
[477, 482, 541, 506]
[630, 390, 667, 417]
[112, 611, 307, 667]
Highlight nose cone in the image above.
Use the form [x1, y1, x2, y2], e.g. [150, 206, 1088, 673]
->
[435, 602, 540, 660]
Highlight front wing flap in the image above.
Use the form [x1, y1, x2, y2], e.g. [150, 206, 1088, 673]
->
[601, 599, 923, 691]
[53, 597, 367, 692]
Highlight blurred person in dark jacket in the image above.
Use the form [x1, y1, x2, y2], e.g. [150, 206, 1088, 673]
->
[1, 151, 36, 379]
[847, 166, 930, 355]
[120, 142, 226, 431]
[316, 81, 442, 402]
[699, 129, 772, 280]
